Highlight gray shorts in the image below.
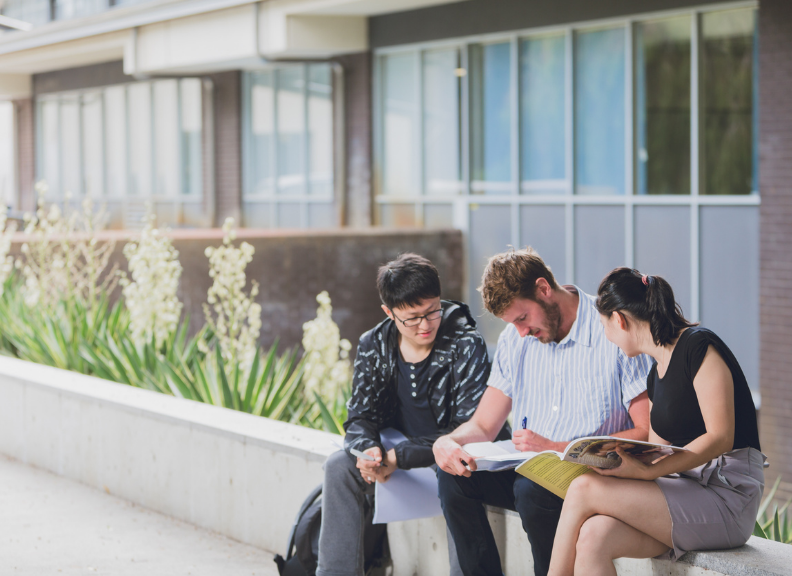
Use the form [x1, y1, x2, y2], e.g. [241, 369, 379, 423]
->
[654, 447, 765, 561]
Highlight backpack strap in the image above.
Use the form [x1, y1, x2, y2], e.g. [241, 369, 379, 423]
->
[286, 483, 323, 560]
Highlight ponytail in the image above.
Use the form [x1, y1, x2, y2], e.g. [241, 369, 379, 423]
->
[596, 268, 696, 346]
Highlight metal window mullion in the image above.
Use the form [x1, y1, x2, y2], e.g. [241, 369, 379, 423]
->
[416, 50, 425, 226]
[690, 12, 701, 321]
[176, 80, 184, 201]
[100, 90, 108, 198]
[272, 69, 280, 228]
[373, 55, 384, 205]
[302, 64, 309, 228]
[149, 81, 156, 201]
[565, 28, 575, 285]
[625, 21, 635, 268]
[78, 93, 85, 199]
[510, 35, 520, 248]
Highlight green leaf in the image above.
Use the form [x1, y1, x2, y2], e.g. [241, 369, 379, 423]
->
[753, 520, 767, 539]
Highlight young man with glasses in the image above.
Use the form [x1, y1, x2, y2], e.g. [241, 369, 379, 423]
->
[317, 253, 508, 576]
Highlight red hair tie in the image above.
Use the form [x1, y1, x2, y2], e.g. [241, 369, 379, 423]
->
[642, 275, 649, 286]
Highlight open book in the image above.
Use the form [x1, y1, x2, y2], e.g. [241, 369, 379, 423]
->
[463, 436, 687, 499]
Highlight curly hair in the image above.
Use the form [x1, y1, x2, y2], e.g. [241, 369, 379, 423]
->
[479, 247, 560, 317]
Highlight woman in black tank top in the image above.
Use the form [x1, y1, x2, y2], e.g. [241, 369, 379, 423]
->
[547, 268, 764, 576]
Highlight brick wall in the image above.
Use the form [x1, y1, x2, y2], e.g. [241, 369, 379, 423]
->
[333, 52, 373, 228]
[208, 71, 242, 227]
[14, 98, 34, 212]
[759, 0, 792, 501]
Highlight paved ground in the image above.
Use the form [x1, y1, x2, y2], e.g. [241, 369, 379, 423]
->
[0, 455, 280, 575]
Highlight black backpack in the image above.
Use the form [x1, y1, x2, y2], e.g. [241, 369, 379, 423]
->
[274, 484, 389, 576]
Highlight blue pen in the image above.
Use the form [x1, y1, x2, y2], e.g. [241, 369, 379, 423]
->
[521, 417, 527, 430]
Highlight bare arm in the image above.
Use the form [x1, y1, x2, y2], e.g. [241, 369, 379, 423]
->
[595, 346, 735, 480]
[608, 390, 651, 442]
[433, 387, 512, 477]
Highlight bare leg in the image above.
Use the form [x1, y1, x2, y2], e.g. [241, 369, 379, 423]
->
[573, 515, 671, 576]
[547, 474, 672, 576]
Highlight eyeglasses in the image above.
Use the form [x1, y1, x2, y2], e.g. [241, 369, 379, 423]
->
[391, 308, 442, 328]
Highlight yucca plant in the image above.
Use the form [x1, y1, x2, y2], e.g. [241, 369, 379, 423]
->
[753, 476, 792, 544]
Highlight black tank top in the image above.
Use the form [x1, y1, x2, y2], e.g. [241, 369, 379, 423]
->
[647, 327, 760, 451]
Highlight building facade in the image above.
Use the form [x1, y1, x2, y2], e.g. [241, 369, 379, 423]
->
[0, 0, 788, 496]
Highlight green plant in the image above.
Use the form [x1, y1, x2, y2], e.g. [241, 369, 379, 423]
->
[753, 477, 792, 544]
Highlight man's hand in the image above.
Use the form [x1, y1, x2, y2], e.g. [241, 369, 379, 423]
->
[433, 435, 476, 477]
[512, 429, 567, 453]
[356, 447, 397, 484]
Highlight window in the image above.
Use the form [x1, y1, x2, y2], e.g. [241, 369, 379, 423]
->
[35, 79, 205, 228]
[242, 64, 336, 229]
[374, 5, 760, 390]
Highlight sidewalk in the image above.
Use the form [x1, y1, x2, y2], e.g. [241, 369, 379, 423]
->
[0, 454, 279, 575]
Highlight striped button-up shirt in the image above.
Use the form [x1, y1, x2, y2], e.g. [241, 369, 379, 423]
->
[488, 287, 652, 442]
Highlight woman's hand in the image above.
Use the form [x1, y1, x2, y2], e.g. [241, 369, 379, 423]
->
[589, 447, 654, 481]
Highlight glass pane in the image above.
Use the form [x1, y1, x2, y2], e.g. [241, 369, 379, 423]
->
[277, 67, 306, 195]
[382, 53, 417, 197]
[308, 202, 335, 228]
[104, 86, 127, 197]
[636, 17, 691, 195]
[634, 206, 691, 315]
[3, 0, 51, 26]
[82, 92, 104, 197]
[423, 49, 461, 195]
[0, 102, 14, 207]
[180, 78, 203, 196]
[277, 203, 302, 228]
[308, 65, 333, 197]
[128, 83, 152, 196]
[60, 96, 81, 198]
[700, 206, 759, 390]
[469, 204, 512, 345]
[470, 42, 512, 191]
[248, 71, 275, 195]
[702, 8, 757, 195]
[378, 203, 416, 227]
[520, 35, 566, 191]
[519, 205, 566, 284]
[242, 202, 272, 228]
[153, 80, 179, 197]
[574, 205, 625, 293]
[575, 28, 625, 196]
[424, 203, 454, 228]
[38, 100, 60, 198]
[53, 0, 106, 20]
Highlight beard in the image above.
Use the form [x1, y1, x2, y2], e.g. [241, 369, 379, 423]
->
[534, 299, 562, 343]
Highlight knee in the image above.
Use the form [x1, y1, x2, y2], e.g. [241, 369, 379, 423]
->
[513, 477, 562, 514]
[564, 473, 603, 513]
[575, 516, 615, 560]
[437, 470, 469, 507]
[323, 450, 356, 484]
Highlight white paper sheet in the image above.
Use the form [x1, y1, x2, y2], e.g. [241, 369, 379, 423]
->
[372, 428, 443, 524]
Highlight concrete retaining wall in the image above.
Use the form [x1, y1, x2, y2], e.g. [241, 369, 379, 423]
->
[0, 356, 788, 576]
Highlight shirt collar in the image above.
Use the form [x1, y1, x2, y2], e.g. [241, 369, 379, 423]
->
[557, 286, 593, 348]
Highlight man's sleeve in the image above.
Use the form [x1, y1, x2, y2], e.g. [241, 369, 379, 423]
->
[343, 340, 385, 457]
[618, 349, 652, 410]
[486, 328, 514, 398]
[392, 329, 493, 470]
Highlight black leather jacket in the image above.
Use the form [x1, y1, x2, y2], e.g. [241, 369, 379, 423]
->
[344, 300, 510, 469]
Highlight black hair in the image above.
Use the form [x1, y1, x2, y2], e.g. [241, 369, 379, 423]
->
[596, 267, 697, 346]
[376, 253, 441, 311]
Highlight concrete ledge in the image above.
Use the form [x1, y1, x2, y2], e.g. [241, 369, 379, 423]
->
[0, 355, 789, 575]
[0, 356, 338, 553]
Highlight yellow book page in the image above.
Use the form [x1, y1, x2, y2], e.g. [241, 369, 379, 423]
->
[515, 452, 590, 499]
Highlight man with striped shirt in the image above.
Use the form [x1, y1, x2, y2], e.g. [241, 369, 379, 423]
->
[433, 247, 652, 576]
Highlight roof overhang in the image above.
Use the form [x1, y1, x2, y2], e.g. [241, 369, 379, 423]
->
[0, 0, 465, 84]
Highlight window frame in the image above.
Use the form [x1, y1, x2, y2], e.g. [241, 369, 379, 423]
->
[372, 0, 760, 323]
